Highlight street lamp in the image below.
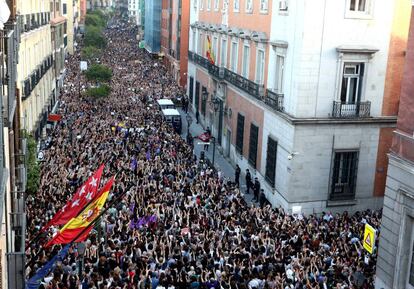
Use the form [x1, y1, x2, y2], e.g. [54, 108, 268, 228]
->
[186, 114, 193, 144]
[77, 242, 86, 282]
[210, 96, 220, 113]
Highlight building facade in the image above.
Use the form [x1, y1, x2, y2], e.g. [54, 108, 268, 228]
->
[128, 0, 139, 25]
[375, 2, 414, 288]
[144, 0, 161, 54]
[1, 1, 27, 288]
[161, 0, 190, 88]
[16, 0, 56, 138]
[187, 0, 409, 214]
[51, 0, 68, 95]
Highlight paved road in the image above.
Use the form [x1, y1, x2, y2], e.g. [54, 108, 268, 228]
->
[178, 108, 257, 206]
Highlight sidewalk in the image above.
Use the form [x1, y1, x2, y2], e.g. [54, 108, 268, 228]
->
[178, 108, 257, 206]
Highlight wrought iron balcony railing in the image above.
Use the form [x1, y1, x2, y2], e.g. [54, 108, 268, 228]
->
[265, 89, 284, 112]
[224, 69, 263, 99]
[331, 101, 371, 118]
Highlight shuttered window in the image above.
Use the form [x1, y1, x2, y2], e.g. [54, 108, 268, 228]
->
[236, 113, 244, 154]
[330, 151, 359, 200]
[265, 137, 277, 187]
[248, 124, 259, 168]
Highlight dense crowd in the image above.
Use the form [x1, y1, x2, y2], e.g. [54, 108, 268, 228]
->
[25, 19, 382, 289]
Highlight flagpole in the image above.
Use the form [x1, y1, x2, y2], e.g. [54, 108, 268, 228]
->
[26, 182, 126, 269]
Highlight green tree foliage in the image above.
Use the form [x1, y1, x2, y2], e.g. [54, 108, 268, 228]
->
[26, 135, 40, 195]
[84, 25, 107, 48]
[86, 84, 111, 98]
[85, 14, 106, 28]
[84, 64, 112, 82]
[81, 46, 102, 61]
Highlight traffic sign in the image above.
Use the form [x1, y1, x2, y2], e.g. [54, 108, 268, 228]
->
[363, 223, 376, 254]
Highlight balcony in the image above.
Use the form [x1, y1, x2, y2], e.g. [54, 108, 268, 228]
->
[331, 101, 371, 118]
[207, 62, 225, 79]
[265, 89, 284, 112]
[188, 50, 209, 70]
[224, 69, 263, 99]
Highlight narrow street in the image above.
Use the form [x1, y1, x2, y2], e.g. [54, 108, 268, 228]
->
[24, 18, 381, 289]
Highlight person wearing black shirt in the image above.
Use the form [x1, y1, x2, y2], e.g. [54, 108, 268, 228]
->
[235, 164, 241, 187]
[253, 178, 260, 202]
[245, 169, 252, 194]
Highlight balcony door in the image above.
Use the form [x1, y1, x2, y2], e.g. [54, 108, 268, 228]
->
[340, 63, 364, 104]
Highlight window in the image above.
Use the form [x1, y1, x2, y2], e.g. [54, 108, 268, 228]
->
[349, 0, 367, 12]
[241, 45, 250, 78]
[245, 0, 253, 12]
[63, 3, 67, 14]
[248, 124, 259, 168]
[233, 0, 239, 12]
[194, 0, 197, 9]
[207, 0, 211, 10]
[330, 151, 359, 200]
[340, 63, 364, 103]
[346, 0, 372, 18]
[265, 137, 277, 187]
[260, 0, 268, 12]
[199, 0, 204, 10]
[236, 113, 245, 154]
[192, 30, 196, 51]
[256, 49, 265, 84]
[213, 37, 218, 63]
[279, 0, 288, 12]
[198, 33, 203, 55]
[230, 41, 238, 72]
[214, 0, 219, 10]
[275, 55, 284, 93]
[220, 38, 227, 67]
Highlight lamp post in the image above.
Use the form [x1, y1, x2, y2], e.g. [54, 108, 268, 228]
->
[77, 242, 86, 282]
[186, 114, 193, 144]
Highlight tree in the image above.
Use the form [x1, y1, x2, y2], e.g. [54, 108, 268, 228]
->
[84, 26, 107, 48]
[84, 64, 112, 82]
[85, 84, 111, 98]
[85, 14, 106, 28]
[26, 135, 40, 195]
[82, 46, 102, 61]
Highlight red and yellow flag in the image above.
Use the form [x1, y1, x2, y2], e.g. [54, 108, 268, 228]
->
[45, 177, 114, 247]
[42, 164, 105, 231]
[206, 35, 215, 65]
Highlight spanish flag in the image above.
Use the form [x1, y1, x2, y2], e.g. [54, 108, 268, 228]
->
[45, 177, 114, 247]
[206, 35, 215, 65]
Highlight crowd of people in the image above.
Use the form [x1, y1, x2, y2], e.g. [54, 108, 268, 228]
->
[25, 18, 382, 289]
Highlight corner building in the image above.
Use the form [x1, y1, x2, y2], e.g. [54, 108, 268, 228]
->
[375, 2, 414, 288]
[187, 0, 409, 214]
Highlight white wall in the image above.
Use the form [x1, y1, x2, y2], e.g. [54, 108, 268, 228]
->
[268, 0, 395, 118]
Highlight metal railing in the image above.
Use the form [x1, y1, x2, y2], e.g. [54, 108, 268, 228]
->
[20, 12, 50, 33]
[22, 54, 54, 100]
[207, 62, 225, 79]
[224, 68, 263, 99]
[331, 101, 371, 118]
[265, 89, 284, 112]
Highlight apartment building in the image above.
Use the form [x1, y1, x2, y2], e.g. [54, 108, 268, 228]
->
[161, 0, 190, 87]
[375, 2, 414, 288]
[51, 0, 68, 94]
[144, 0, 161, 54]
[64, 0, 80, 55]
[187, 0, 410, 214]
[128, 0, 139, 24]
[16, 0, 56, 138]
[1, 1, 28, 288]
